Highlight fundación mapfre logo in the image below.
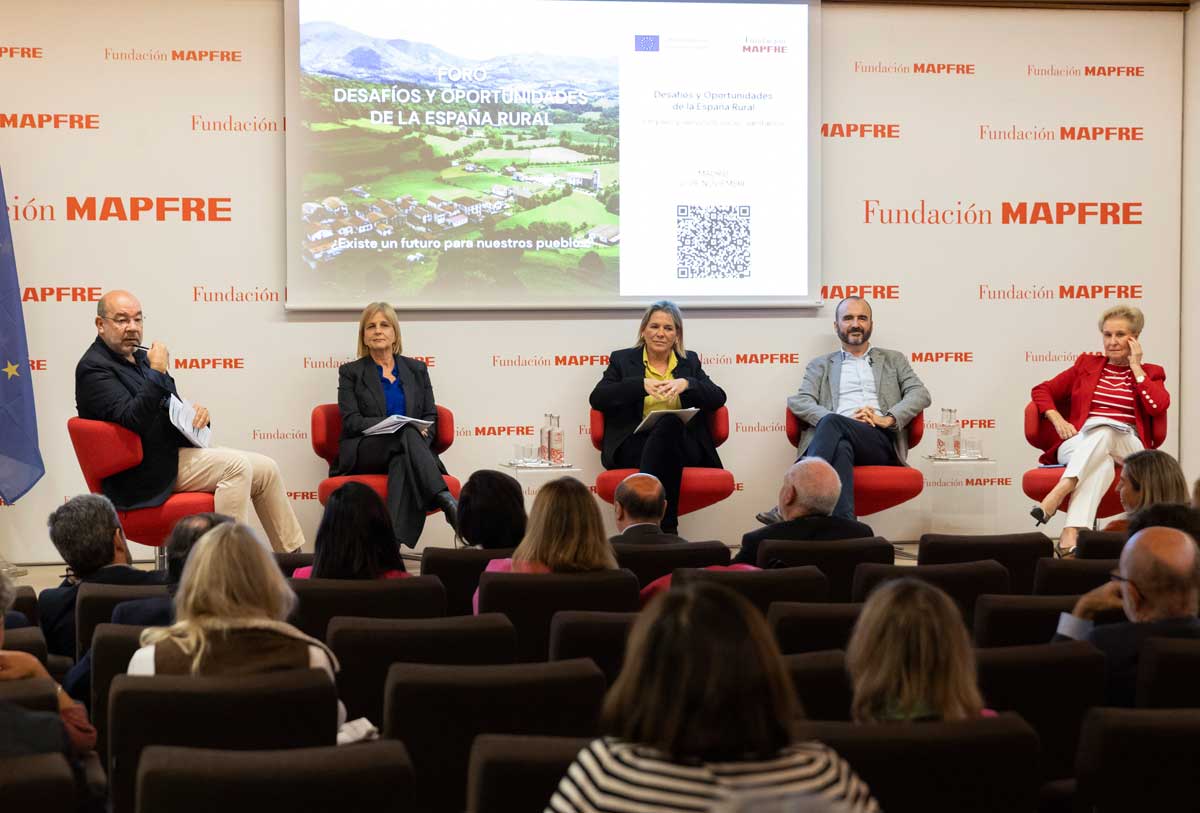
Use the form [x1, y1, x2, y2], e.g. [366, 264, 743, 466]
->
[0, 113, 99, 129]
[0, 47, 42, 59]
[303, 355, 436, 369]
[457, 425, 536, 438]
[173, 357, 246, 370]
[863, 200, 1142, 226]
[853, 61, 975, 76]
[821, 284, 899, 301]
[821, 122, 900, 139]
[978, 284, 1142, 302]
[9, 196, 235, 222]
[21, 286, 101, 303]
[104, 48, 244, 63]
[925, 475, 1014, 488]
[910, 351, 974, 364]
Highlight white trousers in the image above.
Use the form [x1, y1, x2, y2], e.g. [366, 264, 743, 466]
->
[1056, 422, 1143, 529]
[175, 447, 305, 552]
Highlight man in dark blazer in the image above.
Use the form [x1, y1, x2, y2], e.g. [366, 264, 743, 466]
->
[761, 296, 930, 523]
[1053, 526, 1200, 706]
[75, 290, 304, 552]
[608, 474, 689, 545]
[736, 459, 873, 566]
[38, 495, 164, 658]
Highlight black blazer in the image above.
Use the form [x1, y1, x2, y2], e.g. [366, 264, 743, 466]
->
[589, 347, 726, 470]
[37, 565, 165, 658]
[333, 354, 444, 476]
[75, 337, 186, 510]
[735, 515, 875, 566]
[1082, 616, 1200, 707]
[608, 524, 690, 546]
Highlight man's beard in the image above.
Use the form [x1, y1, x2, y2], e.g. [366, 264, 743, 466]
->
[837, 326, 872, 345]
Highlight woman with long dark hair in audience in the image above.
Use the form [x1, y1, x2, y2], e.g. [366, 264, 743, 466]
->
[292, 482, 408, 579]
[1102, 449, 1191, 533]
[473, 476, 616, 612]
[455, 469, 527, 550]
[590, 300, 727, 534]
[846, 578, 988, 723]
[547, 582, 879, 812]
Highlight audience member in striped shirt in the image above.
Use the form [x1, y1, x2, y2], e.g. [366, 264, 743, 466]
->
[546, 583, 879, 813]
[1030, 305, 1170, 556]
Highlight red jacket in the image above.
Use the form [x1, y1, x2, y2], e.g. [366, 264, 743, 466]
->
[1030, 354, 1168, 464]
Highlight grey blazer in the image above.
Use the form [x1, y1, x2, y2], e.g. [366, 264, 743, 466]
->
[786, 346, 931, 463]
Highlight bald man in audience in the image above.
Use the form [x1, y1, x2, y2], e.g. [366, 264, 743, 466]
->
[608, 473, 689, 545]
[1055, 526, 1200, 706]
[735, 458, 874, 566]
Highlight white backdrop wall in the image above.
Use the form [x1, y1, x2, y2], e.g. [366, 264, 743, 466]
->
[0, 0, 1186, 563]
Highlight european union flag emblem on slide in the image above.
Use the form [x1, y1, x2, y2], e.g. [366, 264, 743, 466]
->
[634, 34, 660, 52]
[0, 165, 45, 503]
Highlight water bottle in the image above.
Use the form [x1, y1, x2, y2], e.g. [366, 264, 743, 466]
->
[948, 408, 961, 457]
[538, 413, 550, 462]
[549, 414, 565, 465]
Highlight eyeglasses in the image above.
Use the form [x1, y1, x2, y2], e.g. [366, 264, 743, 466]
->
[1110, 571, 1139, 593]
[101, 315, 145, 328]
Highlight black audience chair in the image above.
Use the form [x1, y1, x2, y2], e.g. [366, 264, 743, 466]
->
[673, 566, 830, 615]
[852, 560, 1010, 628]
[13, 584, 39, 624]
[135, 741, 414, 813]
[382, 658, 605, 813]
[468, 734, 591, 813]
[1074, 530, 1126, 560]
[273, 552, 314, 577]
[91, 624, 148, 765]
[419, 547, 516, 616]
[782, 650, 852, 721]
[798, 715, 1041, 813]
[918, 533, 1053, 595]
[768, 602, 863, 655]
[327, 613, 517, 724]
[477, 570, 640, 662]
[611, 540, 729, 587]
[0, 754, 82, 812]
[976, 641, 1105, 782]
[75, 582, 169, 660]
[972, 594, 1079, 647]
[1075, 708, 1200, 812]
[287, 576, 446, 640]
[757, 537, 894, 602]
[108, 670, 338, 813]
[1032, 558, 1117, 596]
[4, 625, 49, 664]
[548, 610, 638, 685]
[0, 677, 59, 712]
[1136, 638, 1200, 708]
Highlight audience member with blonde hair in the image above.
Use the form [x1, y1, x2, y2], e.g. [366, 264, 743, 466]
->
[1101, 449, 1191, 533]
[472, 476, 616, 613]
[548, 582, 878, 812]
[847, 578, 987, 723]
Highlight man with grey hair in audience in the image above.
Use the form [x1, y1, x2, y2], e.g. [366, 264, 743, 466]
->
[608, 473, 689, 546]
[37, 494, 164, 658]
[735, 458, 874, 566]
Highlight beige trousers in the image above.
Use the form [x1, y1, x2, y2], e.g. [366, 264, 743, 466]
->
[1057, 422, 1144, 529]
[175, 447, 305, 552]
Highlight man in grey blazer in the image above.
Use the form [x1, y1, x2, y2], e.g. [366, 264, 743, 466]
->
[762, 297, 930, 522]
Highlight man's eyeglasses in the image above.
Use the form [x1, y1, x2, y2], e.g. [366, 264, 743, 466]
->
[1110, 571, 1138, 593]
[102, 315, 145, 328]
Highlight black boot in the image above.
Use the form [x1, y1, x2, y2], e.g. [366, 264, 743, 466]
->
[435, 491, 458, 533]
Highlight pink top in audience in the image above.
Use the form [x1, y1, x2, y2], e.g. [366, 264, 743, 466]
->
[291, 566, 409, 580]
[472, 557, 552, 614]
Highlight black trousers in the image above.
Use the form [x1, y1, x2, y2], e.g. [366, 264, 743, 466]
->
[613, 414, 707, 533]
[802, 413, 899, 521]
[353, 427, 447, 547]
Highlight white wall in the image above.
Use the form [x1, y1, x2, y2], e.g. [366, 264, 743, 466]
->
[0, 0, 1186, 562]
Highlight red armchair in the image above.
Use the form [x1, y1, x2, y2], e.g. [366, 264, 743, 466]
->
[589, 407, 736, 516]
[310, 404, 461, 507]
[66, 418, 215, 559]
[785, 410, 925, 516]
[1020, 401, 1166, 520]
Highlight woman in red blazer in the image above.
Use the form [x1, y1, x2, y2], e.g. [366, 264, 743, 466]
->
[1030, 305, 1169, 555]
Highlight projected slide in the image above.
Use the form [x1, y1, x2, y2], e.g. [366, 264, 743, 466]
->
[287, 0, 811, 309]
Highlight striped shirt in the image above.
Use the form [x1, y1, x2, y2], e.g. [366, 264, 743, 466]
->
[1088, 363, 1137, 425]
[546, 738, 879, 813]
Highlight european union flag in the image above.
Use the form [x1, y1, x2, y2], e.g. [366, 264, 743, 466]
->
[634, 34, 660, 52]
[0, 166, 44, 503]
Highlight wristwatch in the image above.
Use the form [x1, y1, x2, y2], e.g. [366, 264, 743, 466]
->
[1135, 374, 1146, 384]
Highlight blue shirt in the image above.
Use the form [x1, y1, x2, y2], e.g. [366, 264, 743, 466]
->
[377, 363, 407, 417]
[836, 349, 880, 417]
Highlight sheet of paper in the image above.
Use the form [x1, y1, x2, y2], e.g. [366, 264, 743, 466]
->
[168, 395, 212, 448]
[634, 407, 700, 435]
[363, 414, 434, 436]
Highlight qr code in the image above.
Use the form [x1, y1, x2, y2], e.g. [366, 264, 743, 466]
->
[676, 205, 751, 279]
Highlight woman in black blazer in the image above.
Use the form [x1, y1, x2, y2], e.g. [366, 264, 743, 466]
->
[589, 301, 727, 533]
[334, 302, 456, 547]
